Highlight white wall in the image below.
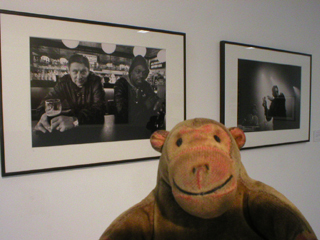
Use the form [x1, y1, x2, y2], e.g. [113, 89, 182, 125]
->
[0, 0, 319, 239]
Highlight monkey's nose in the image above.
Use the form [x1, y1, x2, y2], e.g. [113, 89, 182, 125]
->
[192, 164, 210, 190]
[192, 164, 209, 174]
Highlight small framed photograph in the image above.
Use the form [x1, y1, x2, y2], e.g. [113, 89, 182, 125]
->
[0, 10, 186, 176]
[220, 41, 311, 149]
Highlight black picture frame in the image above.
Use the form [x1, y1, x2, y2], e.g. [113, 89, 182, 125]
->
[220, 41, 311, 149]
[0, 10, 186, 176]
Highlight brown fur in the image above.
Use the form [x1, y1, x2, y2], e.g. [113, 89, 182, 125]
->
[100, 118, 317, 240]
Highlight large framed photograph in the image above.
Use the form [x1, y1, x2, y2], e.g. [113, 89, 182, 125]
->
[220, 41, 311, 149]
[0, 10, 186, 176]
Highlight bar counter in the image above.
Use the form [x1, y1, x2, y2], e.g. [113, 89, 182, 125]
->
[32, 115, 152, 147]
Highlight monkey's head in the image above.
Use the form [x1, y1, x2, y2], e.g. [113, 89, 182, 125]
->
[151, 118, 246, 219]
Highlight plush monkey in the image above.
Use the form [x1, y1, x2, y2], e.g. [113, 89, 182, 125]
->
[100, 118, 317, 240]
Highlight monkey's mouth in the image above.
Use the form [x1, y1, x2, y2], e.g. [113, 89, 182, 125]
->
[173, 175, 233, 196]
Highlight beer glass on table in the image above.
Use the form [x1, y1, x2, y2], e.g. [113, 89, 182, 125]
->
[45, 99, 62, 127]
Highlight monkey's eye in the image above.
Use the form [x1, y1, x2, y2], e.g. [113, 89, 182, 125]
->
[214, 135, 221, 143]
[176, 138, 183, 147]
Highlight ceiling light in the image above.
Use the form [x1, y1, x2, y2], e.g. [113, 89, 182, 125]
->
[133, 46, 147, 57]
[102, 43, 116, 54]
[62, 39, 79, 49]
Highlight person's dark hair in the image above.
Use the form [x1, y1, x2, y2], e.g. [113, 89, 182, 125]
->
[68, 54, 90, 69]
[129, 55, 149, 78]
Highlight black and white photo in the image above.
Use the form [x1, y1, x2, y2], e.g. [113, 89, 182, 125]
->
[237, 59, 301, 132]
[30, 37, 167, 147]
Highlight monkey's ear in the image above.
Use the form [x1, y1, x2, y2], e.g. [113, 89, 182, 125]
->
[229, 127, 246, 149]
[150, 130, 169, 152]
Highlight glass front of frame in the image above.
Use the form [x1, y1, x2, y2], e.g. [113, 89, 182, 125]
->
[220, 41, 311, 149]
[0, 10, 186, 176]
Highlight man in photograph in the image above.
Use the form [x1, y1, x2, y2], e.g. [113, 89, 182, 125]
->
[114, 55, 165, 132]
[34, 54, 106, 133]
[262, 85, 287, 130]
